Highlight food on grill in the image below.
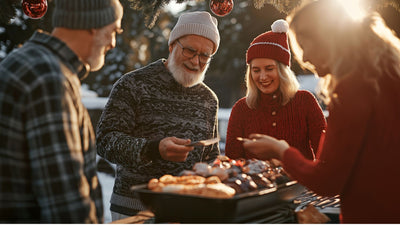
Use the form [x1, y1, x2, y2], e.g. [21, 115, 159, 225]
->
[210, 166, 229, 181]
[147, 156, 291, 198]
[148, 174, 236, 198]
[192, 162, 211, 177]
[250, 173, 274, 189]
[148, 175, 206, 191]
[224, 173, 258, 194]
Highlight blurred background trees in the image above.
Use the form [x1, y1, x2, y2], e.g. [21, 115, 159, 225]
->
[1, 0, 399, 107]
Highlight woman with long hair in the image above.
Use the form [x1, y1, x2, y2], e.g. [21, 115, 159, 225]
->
[242, 0, 400, 222]
[225, 19, 326, 160]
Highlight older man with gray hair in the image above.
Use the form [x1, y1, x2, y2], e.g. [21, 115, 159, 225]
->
[96, 11, 221, 221]
[0, 0, 123, 223]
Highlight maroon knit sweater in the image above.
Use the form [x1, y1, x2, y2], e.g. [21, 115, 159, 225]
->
[282, 74, 400, 223]
[226, 90, 326, 160]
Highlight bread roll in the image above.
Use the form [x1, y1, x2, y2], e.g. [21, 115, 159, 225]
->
[147, 174, 236, 198]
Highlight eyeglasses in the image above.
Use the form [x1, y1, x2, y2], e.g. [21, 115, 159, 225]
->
[176, 40, 213, 64]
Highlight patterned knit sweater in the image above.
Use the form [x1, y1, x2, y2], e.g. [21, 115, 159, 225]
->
[96, 59, 220, 214]
[226, 90, 326, 160]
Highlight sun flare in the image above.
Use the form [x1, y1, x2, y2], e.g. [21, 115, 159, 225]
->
[336, 0, 366, 21]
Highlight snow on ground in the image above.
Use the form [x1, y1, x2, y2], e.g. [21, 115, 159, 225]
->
[98, 172, 115, 223]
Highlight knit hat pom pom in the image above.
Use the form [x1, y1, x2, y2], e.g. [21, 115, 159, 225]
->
[271, 19, 289, 33]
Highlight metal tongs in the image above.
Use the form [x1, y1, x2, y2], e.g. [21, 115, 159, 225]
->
[186, 136, 220, 146]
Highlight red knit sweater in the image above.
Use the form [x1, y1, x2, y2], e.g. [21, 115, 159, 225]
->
[226, 90, 327, 160]
[283, 75, 400, 223]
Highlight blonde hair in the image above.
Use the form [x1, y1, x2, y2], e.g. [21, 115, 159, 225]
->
[287, 0, 400, 104]
[245, 60, 299, 109]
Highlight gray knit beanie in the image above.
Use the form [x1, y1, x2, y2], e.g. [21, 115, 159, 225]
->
[52, 0, 119, 29]
[168, 11, 220, 54]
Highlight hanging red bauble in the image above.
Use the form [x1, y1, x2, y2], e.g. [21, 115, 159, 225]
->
[22, 0, 48, 19]
[210, 0, 234, 17]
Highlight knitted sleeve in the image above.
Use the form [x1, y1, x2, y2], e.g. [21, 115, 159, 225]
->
[225, 98, 247, 159]
[301, 91, 327, 158]
[282, 78, 375, 196]
[96, 74, 158, 167]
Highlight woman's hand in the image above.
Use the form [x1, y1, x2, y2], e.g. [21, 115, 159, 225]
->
[241, 133, 289, 160]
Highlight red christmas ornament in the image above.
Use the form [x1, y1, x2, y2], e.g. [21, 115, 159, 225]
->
[210, 0, 234, 17]
[22, 0, 48, 19]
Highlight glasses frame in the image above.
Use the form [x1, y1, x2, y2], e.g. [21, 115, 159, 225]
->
[175, 40, 213, 64]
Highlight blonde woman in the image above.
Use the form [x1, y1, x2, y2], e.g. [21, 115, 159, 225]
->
[225, 19, 326, 160]
[242, 0, 400, 222]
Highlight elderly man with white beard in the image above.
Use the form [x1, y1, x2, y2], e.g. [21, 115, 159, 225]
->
[96, 11, 221, 221]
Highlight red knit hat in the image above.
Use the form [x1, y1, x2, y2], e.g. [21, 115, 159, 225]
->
[246, 19, 290, 66]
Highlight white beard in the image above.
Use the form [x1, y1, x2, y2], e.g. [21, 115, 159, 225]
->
[168, 48, 208, 87]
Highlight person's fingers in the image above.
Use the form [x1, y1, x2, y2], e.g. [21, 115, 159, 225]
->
[167, 152, 190, 162]
[168, 144, 194, 153]
[248, 133, 266, 139]
[242, 139, 258, 148]
[159, 137, 194, 162]
[171, 137, 191, 145]
[161, 137, 192, 151]
[164, 144, 192, 162]
[236, 137, 252, 142]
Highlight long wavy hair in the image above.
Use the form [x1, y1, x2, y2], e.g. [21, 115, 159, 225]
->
[287, 0, 400, 105]
[245, 60, 299, 109]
